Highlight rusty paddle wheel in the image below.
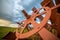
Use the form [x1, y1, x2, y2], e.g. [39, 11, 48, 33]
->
[15, 0, 60, 40]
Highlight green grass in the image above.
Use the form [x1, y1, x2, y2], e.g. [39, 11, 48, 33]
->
[0, 26, 39, 40]
[0, 26, 16, 40]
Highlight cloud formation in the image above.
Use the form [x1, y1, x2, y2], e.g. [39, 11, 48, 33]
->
[0, 0, 43, 23]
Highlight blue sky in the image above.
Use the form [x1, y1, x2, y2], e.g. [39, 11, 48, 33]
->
[0, 0, 43, 23]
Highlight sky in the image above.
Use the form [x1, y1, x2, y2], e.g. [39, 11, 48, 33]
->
[0, 0, 43, 24]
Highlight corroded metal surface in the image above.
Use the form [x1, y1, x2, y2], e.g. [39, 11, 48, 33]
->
[38, 28, 59, 40]
[41, 0, 60, 38]
[16, 7, 51, 40]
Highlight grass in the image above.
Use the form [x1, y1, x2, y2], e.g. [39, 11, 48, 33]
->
[0, 26, 39, 40]
[0, 26, 16, 40]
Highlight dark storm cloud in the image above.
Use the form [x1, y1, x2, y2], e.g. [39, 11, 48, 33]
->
[0, 0, 15, 22]
[0, 0, 43, 23]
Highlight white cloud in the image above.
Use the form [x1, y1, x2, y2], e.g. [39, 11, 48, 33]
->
[28, 10, 33, 15]
[0, 19, 11, 26]
[48, 20, 51, 24]
[39, 9, 44, 13]
[17, 0, 21, 2]
[19, 5, 24, 10]
[42, 14, 46, 17]
[9, 24, 18, 28]
[15, 0, 21, 3]
[14, 0, 24, 11]
[23, 0, 33, 6]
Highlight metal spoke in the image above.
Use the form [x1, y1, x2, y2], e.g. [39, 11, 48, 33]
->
[31, 20, 39, 28]
[36, 11, 46, 17]
[20, 20, 30, 33]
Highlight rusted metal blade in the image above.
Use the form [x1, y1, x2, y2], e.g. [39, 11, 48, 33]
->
[38, 28, 59, 40]
[22, 10, 30, 19]
[51, 4, 60, 10]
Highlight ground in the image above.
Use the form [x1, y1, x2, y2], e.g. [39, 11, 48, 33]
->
[0, 26, 39, 40]
[0, 26, 16, 40]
